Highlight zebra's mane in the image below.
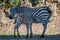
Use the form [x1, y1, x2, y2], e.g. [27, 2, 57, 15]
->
[10, 5, 52, 17]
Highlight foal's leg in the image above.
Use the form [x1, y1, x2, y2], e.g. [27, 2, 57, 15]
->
[29, 23, 33, 38]
[14, 20, 22, 37]
[17, 27, 20, 37]
[25, 16, 33, 38]
[14, 16, 17, 24]
[14, 18, 16, 24]
[26, 22, 33, 38]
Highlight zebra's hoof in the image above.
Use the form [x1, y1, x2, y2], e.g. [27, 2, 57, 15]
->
[40, 35, 44, 38]
[30, 35, 33, 38]
[14, 35, 16, 38]
[26, 35, 29, 38]
[18, 35, 20, 38]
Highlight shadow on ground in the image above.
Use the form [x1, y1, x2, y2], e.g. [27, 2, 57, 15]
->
[0, 34, 60, 40]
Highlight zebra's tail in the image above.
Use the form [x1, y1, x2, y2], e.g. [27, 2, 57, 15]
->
[47, 7, 52, 22]
[48, 7, 52, 17]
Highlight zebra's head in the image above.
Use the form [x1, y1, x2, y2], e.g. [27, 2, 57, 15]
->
[9, 6, 17, 19]
[9, 5, 24, 19]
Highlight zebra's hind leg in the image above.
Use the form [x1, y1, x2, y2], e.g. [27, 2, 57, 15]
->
[40, 23, 47, 38]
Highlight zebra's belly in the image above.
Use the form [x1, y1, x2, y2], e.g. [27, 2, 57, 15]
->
[33, 18, 41, 23]
[22, 20, 28, 24]
[22, 19, 29, 24]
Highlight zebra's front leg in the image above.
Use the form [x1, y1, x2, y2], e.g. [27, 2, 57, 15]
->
[40, 23, 47, 38]
[14, 27, 16, 37]
[17, 28, 20, 37]
[26, 23, 33, 38]
[14, 21, 22, 38]
[14, 28, 20, 38]
[14, 25, 20, 38]
[26, 24, 29, 38]
[29, 23, 33, 38]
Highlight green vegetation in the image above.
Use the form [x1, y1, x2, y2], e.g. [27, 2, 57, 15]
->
[29, 0, 39, 7]
[0, 0, 21, 7]
[0, 0, 40, 7]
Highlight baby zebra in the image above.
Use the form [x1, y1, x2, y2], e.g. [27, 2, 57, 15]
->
[4, 6, 52, 38]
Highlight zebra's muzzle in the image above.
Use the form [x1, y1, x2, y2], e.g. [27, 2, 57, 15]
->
[9, 16, 13, 19]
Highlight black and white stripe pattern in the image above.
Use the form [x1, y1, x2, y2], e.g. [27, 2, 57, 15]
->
[32, 6, 51, 25]
[14, 14, 25, 24]
[8, 6, 52, 38]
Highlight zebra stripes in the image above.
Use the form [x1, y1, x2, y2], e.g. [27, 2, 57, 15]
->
[32, 7, 51, 24]
[8, 6, 52, 38]
[14, 14, 25, 24]
[33, 7, 49, 17]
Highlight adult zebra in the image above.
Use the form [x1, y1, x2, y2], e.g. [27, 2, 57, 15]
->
[4, 6, 52, 38]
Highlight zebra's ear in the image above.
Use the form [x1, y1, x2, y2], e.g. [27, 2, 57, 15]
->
[13, 6, 16, 8]
[10, 6, 16, 9]
[4, 10, 9, 17]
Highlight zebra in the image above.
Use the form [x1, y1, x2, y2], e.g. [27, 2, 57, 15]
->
[4, 5, 52, 38]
